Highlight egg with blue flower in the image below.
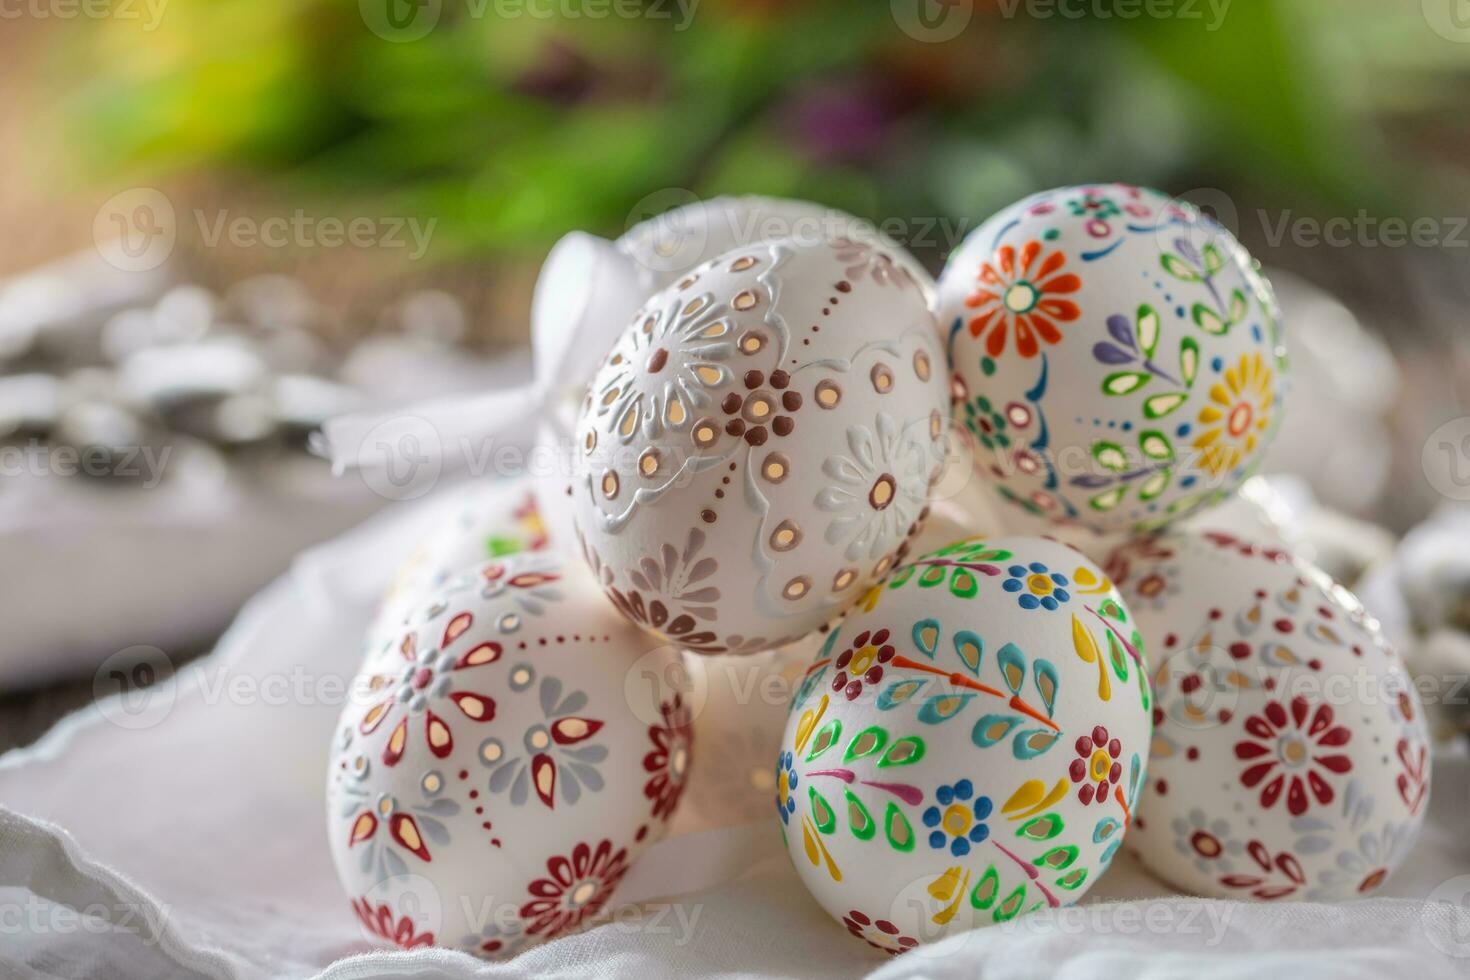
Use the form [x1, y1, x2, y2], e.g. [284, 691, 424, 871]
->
[936, 184, 1289, 535]
[777, 536, 1152, 952]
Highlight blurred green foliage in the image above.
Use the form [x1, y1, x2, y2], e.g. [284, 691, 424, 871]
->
[51, 0, 1467, 259]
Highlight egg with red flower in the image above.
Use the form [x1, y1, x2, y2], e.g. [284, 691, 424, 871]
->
[936, 184, 1288, 535]
[327, 552, 688, 956]
[1108, 529, 1430, 901]
[778, 536, 1151, 950]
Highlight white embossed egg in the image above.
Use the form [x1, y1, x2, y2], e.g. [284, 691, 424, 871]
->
[937, 184, 1288, 535]
[573, 236, 950, 654]
[778, 536, 1152, 952]
[327, 552, 688, 956]
[1108, 529, 1430, 901]
[365, 480, 549, 659]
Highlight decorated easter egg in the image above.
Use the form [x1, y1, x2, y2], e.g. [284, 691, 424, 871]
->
[778, 536, 1151, 951]
[327, 552, 689, 956]
[365, 480, 549, 659]
[937, 184, 1288, 535]
[535, 196, 935, 394]
[1108, 530, 1430, 901]
[573, 236, 950, 655]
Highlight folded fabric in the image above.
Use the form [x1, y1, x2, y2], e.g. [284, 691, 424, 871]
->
[2, 490, 1468, 980]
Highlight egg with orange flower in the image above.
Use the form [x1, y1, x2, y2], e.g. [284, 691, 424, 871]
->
[936, 184, 1289, 535]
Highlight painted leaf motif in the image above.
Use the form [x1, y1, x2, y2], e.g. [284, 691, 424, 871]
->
[970, 865, 1002, 910]
[1089, 487, 1126, 512]
[1018, 813, 1065, 841]
[1103, 371, 1150, 396]
[949, 569, 979, 599]
[806, 719, 842, 762]
[913, 619, 940, 659]
[918, 693, 974, 725]
[1203, 243, 1225, 275]
[1180, 336, 1200, 385]
[918, 565, 948, 588]
[1033, 659, 1059, 716]
[1093, 441, 1129, 473]
[1106, 313, 1135, 348]
[994, 884, 1029, 922]
[1136, 305, 1160, 358]
[1106, 631, 1131, 681]
[953, 631, 983, 675]
[1160, 253, 1201, 282]
[972, 714, 1022, 748]
[1056, 868, 1089, 890]
[809, 786, 837, 834]
[1013, 728, 1060, 759]
[1139, 468, 1172, 501]
[845, 790, 876, 840]
[1139, 430, 1174, 460]
[1230, 288, 1249, 323]
[1036, 845, 1079, 870]
[844, 725, 888, 762]
[1143, 392, 1187, 418]
[1193, 303, 1227, 335]
[997, 643, 1026, 696]
[877, 679, 925, 710]
[885, 802, 915, 852]
[878, 736, 925, 767]
[1094, 342, 1134, 365]
[1073, 615, 1111, 701]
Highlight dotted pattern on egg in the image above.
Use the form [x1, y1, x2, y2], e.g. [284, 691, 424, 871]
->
[327, 553, 687, 956]
[573, 237, 949, 654]
[1112, 530, 1430, 901]
[937, 184, 1289, 535]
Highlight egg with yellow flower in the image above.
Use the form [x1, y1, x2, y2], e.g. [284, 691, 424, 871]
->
[936, 184, 1289, 535]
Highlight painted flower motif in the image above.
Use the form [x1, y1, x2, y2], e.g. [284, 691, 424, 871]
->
[1235, 696, 1352, 816]
[357, 614, 501, 768]
[643, 693, 693, 821]
[842, 909, 919, 956]
[1193, 352, 1275, 477]
[831, 628, 897, 701]
[719, 367, 800, 447]
[482, 671, 606, 808]
[1169, 808, 1243, 876]
[475, 562, 563, 613]
[350, 897, 435, 949]
[520, 839, 630, 937]
[817, 412, 934, 563]
[961, 395, 1029, 453]
[1003, 562, 1071, 611]
[459, 920, 530, 958]
[775, 750, 798, 825]
[340, 765, 460, 875]
[587, 287, 741, 452]
[922, 779, 992, 857]
[1070, 726, 1122, 806]
[1130, 564, 1182, 611]
[963, 240, 1081, 358]
[605, 528, 723, 652]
